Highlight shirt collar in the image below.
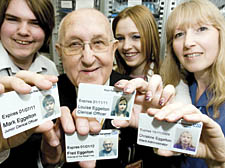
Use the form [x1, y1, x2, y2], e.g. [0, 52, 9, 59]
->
[0, 41, 47, 74]
[28, 52, 48, 73]
[0, 42, 18, 73]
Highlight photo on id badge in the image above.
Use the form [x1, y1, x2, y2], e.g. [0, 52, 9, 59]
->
[173, 128, 197, 152]
[99, 137, 117, 158]
[41, 94, 59, 120]
[110, 95, 131, 119]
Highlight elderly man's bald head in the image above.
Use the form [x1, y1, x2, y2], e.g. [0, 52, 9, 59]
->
[58, 8, 113, 43]
[55, 8, 118, 87]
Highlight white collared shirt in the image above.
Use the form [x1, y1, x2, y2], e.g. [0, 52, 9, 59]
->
[0, 42, 58, 76]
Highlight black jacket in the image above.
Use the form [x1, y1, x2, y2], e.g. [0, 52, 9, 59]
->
[58, 71, 183, 168]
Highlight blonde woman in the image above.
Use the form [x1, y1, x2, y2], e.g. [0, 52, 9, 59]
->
[159, 0, 225, 167]
[173, 131, 195, 152]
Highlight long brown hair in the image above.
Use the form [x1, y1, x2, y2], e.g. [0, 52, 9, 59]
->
[112, 5, 160, 76]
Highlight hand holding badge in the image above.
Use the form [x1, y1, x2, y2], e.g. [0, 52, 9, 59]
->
[65, 83, 136, 162]
[65, 82, 203, 162]
[0, 83, 61, 138]
[76, 83, 136, 120]
[137, 113, 202, 155]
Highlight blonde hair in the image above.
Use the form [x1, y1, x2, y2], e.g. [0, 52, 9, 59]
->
[177, 131, 194, 148]
[160, 0, 225, 118]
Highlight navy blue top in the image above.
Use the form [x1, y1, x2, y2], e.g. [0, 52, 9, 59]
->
[173, 144, 196, 152]
[181, 81, 225, 168]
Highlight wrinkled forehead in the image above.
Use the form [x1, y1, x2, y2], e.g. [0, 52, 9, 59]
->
[62, 10, 112, 42]
[104, 140, 112, 144]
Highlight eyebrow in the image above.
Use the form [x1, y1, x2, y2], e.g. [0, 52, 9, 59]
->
[5, 13, 16, 17]
[92, 34, 108, 39]
[116, 32, 140, 36]
[5, 13, 38, 22]
[66, 34, 109, 42]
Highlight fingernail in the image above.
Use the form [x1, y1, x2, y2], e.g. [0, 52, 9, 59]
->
[51, 140, 60, 147]
[159, 98, 165, 106]
[18, 81, 29, 88]
[42, 80, 52, 86]
[145, 92, 152, 101]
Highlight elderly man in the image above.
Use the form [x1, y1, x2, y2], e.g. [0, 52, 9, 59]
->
[99, 139, 116, 157]
[40, 8, 174, 168]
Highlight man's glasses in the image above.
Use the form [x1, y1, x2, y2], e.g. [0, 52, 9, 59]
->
[60, 39, 115, 56]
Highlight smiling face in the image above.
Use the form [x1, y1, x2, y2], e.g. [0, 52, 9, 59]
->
[172, 23, 219, 76]
[0, 0, 45, 69]
[115, 17, 146, 71]
[57, 9, 118, 87]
